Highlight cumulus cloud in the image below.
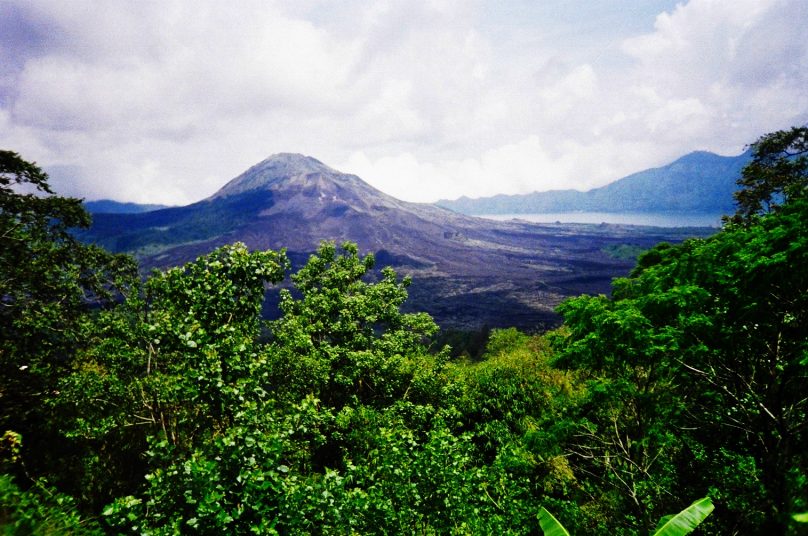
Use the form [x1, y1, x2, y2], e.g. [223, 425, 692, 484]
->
[0, 0, 806, 204]
[619, 0, 808, 149]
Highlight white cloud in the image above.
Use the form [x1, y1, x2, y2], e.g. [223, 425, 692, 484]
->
[1, 0, 806, 204]
[619, 0, 808, 150]
[341, 135, 658, 202]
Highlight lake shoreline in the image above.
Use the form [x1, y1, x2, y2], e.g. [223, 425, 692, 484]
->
[476, 211, 724, 228]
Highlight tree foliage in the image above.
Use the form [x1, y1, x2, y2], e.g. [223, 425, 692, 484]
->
[265, 241, 441, 409]
[1, 151, 138, 493]
[733, 125, 808, 220]
[553, 129, 808, 534]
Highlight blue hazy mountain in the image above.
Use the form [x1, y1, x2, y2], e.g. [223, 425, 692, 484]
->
[85, 199, 169, 214]
[437, 151, 751, 215]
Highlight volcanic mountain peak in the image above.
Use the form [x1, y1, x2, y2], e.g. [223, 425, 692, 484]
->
[213, 153, 342, 198]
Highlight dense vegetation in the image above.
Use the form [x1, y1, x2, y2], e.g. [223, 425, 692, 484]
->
[1, 128, 806, 534]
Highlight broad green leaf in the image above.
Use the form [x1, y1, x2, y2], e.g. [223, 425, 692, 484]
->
[538, 507, 571, 536]
[793, 512, 808, 523]
[652, 497, 714, 536]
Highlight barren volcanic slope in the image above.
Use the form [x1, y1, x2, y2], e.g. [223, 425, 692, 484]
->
[83, 154, 713, 330]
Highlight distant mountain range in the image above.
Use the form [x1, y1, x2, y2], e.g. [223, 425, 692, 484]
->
[78, 153, 714, 330]
[84, 199, 169, 214]
[437, 150, 750, 215]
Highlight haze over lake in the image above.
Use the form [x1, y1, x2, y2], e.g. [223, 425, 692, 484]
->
[479, 212, 723, 228]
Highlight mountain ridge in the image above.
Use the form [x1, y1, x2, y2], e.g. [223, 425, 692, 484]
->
[437, 150, 750, 215]
[85, 199, 170, 214]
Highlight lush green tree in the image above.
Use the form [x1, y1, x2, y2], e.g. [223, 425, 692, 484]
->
[554, 191, 807, 533]
[96, 242, 477, 534]
[433, 329, 596, 533]
[733, 125, 807, 221]
[0, 150, 136, 377]
[1, 150, 138, 498]
[665, 201, 807, 534]
[551, 128, 808, 534]
[52, 243, 289, 508]
[264, 241, 442, 410]
[553, 289, 693, 533]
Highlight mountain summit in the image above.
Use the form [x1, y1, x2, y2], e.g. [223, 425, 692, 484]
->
[213, 153, 339, 198]
[210, 152, 417, 224]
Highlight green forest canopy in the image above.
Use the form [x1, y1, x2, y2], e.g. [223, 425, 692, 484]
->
[1, 128, 806, 534]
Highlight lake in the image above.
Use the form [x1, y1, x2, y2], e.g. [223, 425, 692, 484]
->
[477, 212, 723, 228]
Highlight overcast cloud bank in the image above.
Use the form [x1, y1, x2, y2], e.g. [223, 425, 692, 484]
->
[1, 0, 806, 204]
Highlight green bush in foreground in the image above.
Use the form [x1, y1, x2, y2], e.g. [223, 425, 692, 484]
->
[0, 474, 102, 536]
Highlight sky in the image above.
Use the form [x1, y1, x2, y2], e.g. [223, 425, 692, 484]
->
[1, 0, 807, 205]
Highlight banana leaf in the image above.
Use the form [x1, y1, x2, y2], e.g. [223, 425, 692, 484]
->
[652, 497, 714, 536]
[538, 507, 571, 536]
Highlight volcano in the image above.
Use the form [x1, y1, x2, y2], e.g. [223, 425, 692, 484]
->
[83, 154, 712, 330]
